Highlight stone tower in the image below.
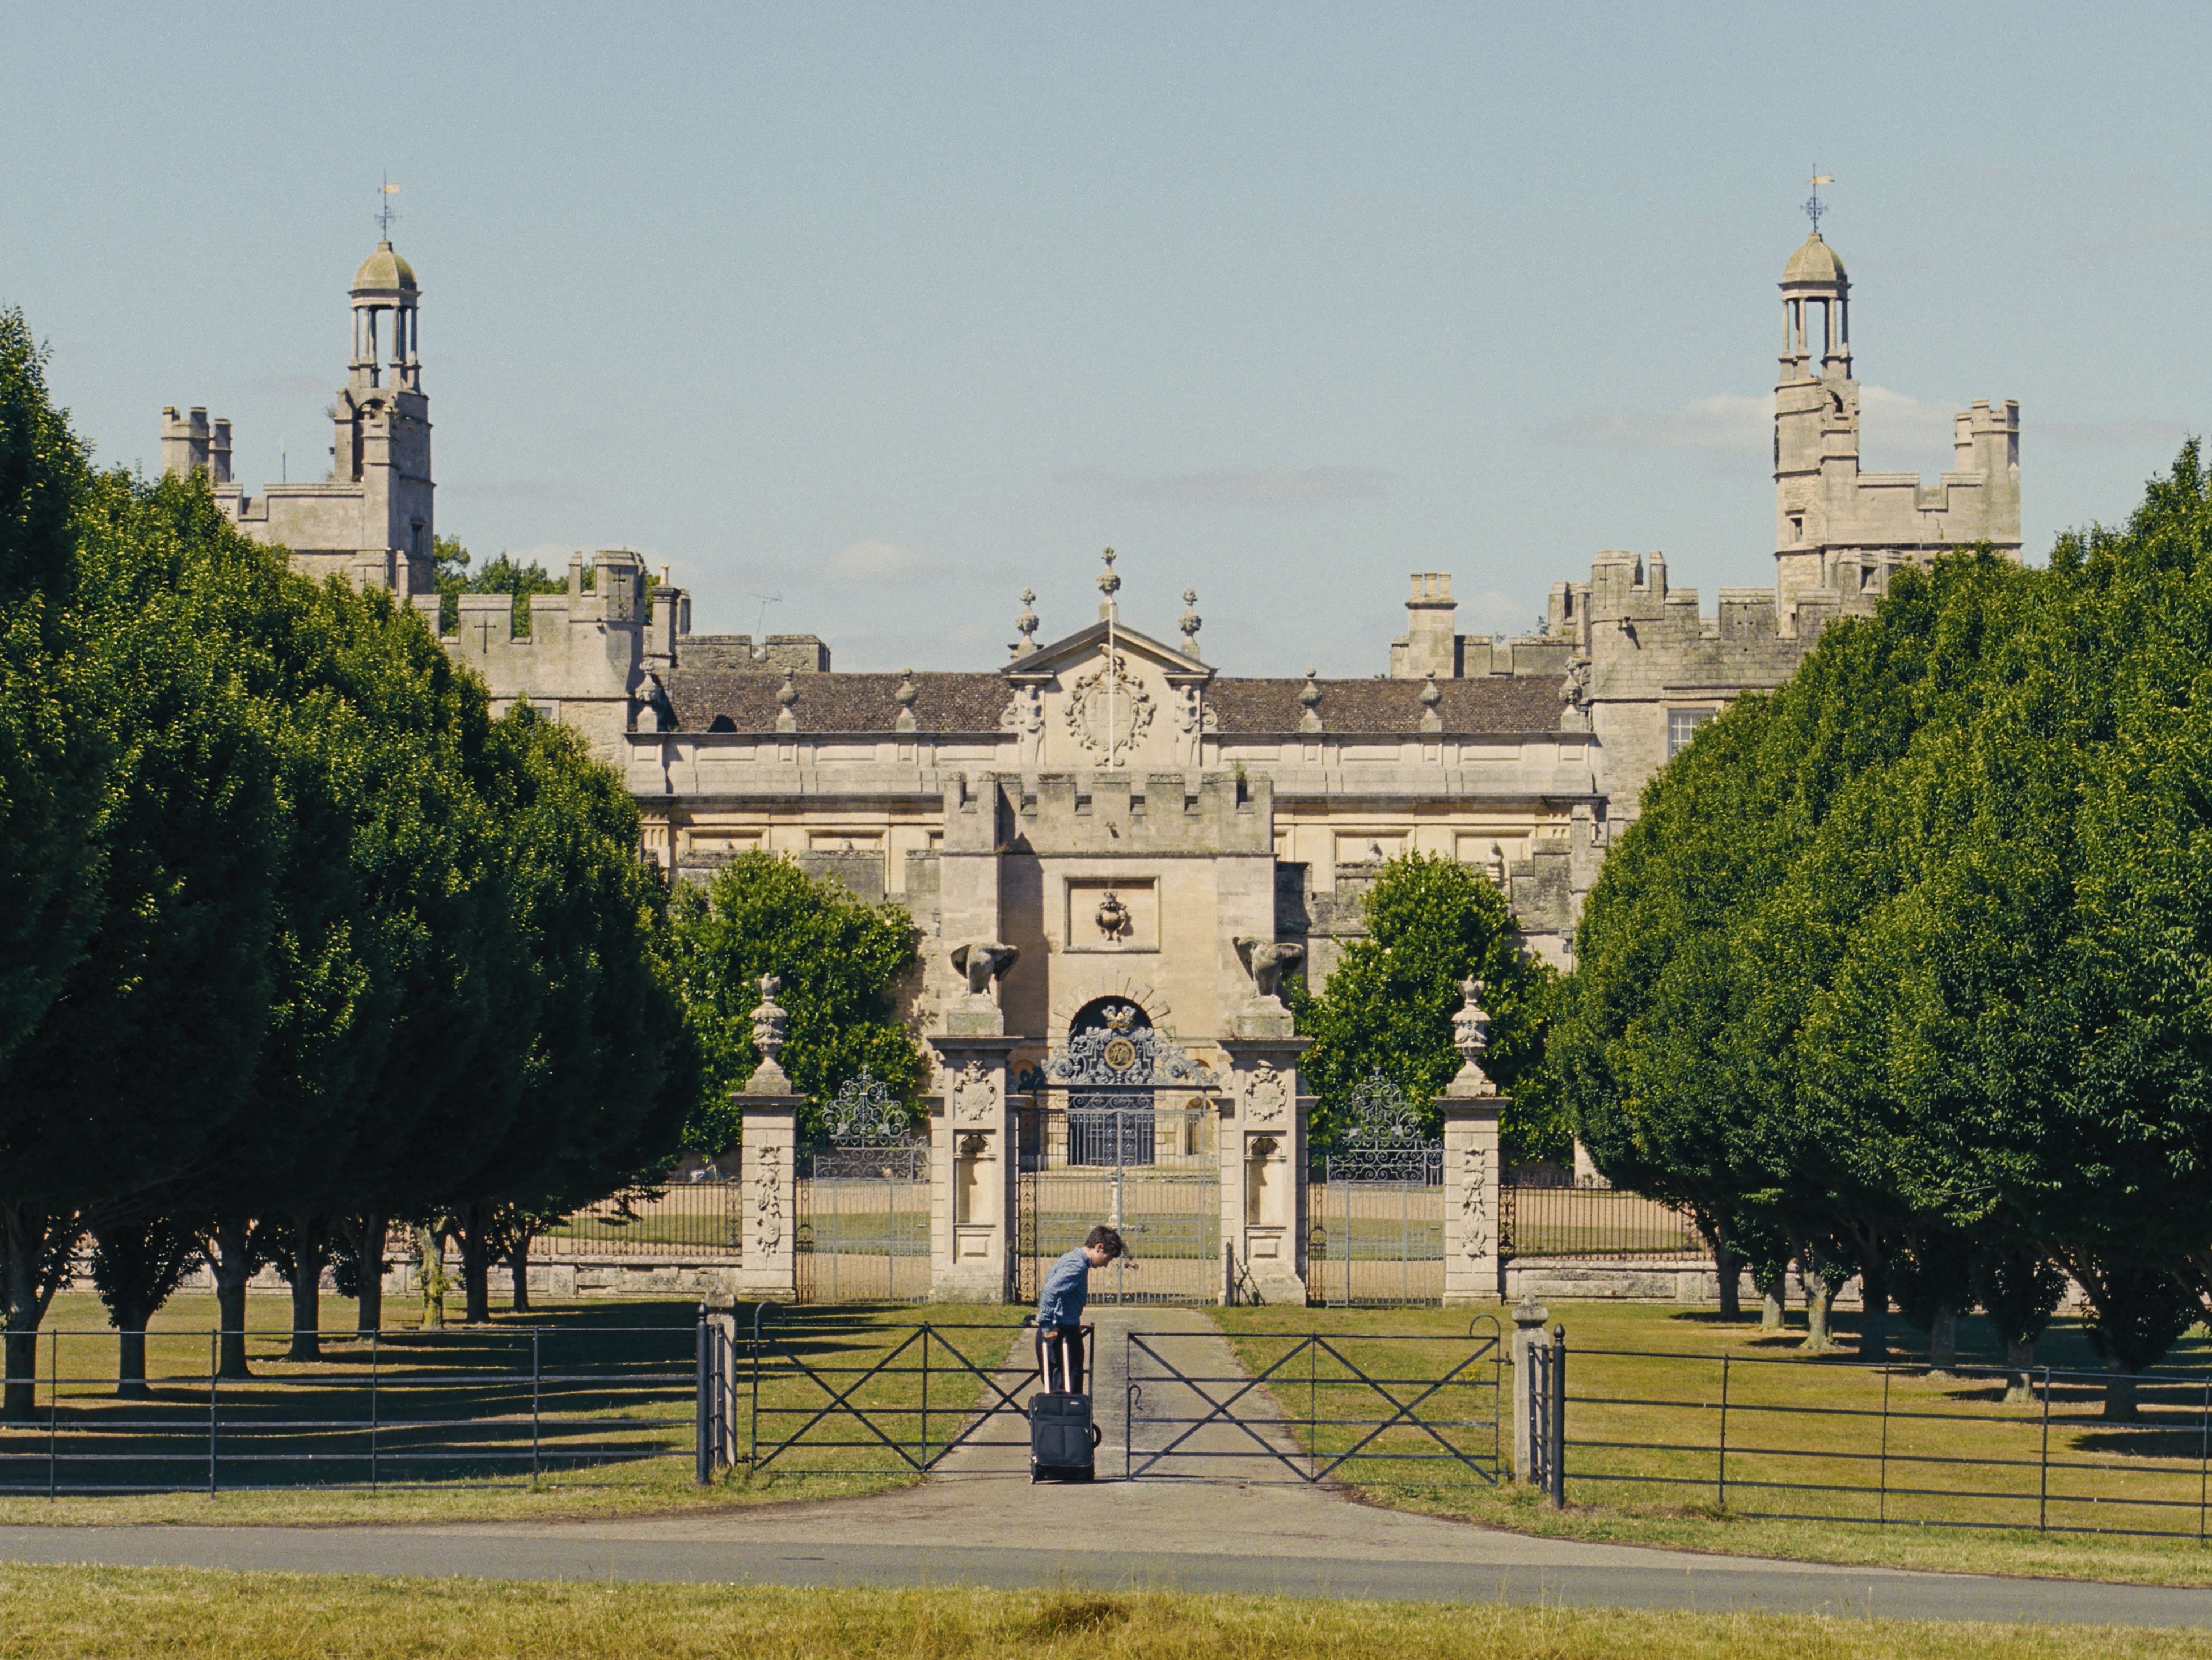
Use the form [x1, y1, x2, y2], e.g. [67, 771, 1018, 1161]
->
[1771, 226, 2019, 634]
[161, 239, 436, 598]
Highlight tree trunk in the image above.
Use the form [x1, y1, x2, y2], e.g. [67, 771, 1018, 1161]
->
[286, 1253, 323, 1361]
[509, 1232, 531, 1315]
[1762, 1286, 1784, 1330]
[1802, 1276, 1838, 1354]
[2, 1206, 43, 1421]
[2104, 1365, 2140, 1422]
[1713, 1240, 1742, 1321]
[417, 1227, 447, 1331]
[206, 1218, 255, 1380]
[284, 1218, 330, 1362]
[457, 1204, 492, 1325]
[0, 1202, 76, 1421]
[1928, 1304, 1959, 1377]
[2004, 1338, 2037, 1406]
[116, 1323, 149, 1399]
[355, 1213, 386, 1336]
[1859, 1256, 1890, 1364]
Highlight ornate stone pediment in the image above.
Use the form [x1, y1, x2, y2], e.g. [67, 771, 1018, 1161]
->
[1001, 620, 1211, 771]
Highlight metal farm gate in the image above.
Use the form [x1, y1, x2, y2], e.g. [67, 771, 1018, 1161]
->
[1015, 1003, 1223, 1305]
[796, 1069, 931, 1302]
[1308, 1071, 1443, 1306]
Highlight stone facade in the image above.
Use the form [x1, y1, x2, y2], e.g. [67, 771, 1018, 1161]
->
[158, 223, 2021, 1300]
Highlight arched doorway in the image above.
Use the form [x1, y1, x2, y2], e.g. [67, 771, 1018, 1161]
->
[1014, 1001, 1225, 1304]
[1066, 997, 1156, 1167]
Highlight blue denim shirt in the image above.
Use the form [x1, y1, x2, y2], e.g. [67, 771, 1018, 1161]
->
[1036, 1245, 1091, 1330]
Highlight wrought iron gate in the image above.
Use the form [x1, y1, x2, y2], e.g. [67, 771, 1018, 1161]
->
[1308, 1071, 1443, 1305]
[796, 1069, 931, 1302]
[1015, 1004, 1223, 1305]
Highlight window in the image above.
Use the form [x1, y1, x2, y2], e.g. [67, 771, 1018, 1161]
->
[1667, 707, 1716, 758]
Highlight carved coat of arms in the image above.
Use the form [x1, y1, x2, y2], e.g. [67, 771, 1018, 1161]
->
[949, 1060, 999, 1125]
[1242, 1059, 1290, 1126]
[1064, 652, 1154, 757]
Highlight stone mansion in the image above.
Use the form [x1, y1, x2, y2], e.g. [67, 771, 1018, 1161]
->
[159, 225, 2019, 1298]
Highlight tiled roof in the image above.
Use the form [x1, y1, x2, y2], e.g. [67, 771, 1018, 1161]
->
[661, 670, 1008, 733]
[662, 667, 1567, 736]
[1207, 676, 1568, 734]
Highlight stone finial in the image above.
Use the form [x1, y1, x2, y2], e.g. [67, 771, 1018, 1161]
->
[775, 670, 799, 733]
[945, 940, 1017, 1036]
[744, 974, 793, 1094]
[1298, 669, 1323, 734]
[1096, 547, 1121, 620]
[1179, 589, 1202, 657]
[1512, 1291, 1550, 1332]
[949, 940, 1018, 998]
[1449, 977, 1498, 1097]
[752, 974, 787, 1062]
[1012, 589, 1040, 657]
[1419, 672, 1443, 732]
[1235, 936, 1306, 1004]
[893, 669, 918, 733]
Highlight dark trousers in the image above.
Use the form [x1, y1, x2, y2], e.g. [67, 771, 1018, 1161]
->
[1036, 1326, 1086, 1396]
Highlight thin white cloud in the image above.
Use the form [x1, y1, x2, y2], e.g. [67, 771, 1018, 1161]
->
[817, 539, 942, 585]
[1551, 385, 1970, 464]
[1546, 394, 1767, 453]
[1058, 464, 1397, 506]
[1457, 588, 1542, 636]
[1856, 385, 1959, 454]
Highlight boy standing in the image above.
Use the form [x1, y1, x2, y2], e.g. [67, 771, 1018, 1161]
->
[1035, 1224, 1124, 1394]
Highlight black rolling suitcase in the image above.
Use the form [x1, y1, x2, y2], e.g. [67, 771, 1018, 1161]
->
[1028, 1329, 1100, 1483]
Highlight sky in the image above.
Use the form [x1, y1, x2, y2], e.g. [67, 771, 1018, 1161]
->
[5, 4, 2206, 673]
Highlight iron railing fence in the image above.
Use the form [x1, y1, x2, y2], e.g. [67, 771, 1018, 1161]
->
[537, 1182, 744, 1260]
[1501, 1177, 1706, 1261]
[0, 1325, 694, 1497]
[1559, 1341, 2212, 1540]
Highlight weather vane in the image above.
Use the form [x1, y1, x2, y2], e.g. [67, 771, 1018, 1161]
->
[375, 175, 401, 240]
[1802, 170, 1834, 235]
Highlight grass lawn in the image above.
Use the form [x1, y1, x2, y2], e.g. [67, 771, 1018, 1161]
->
[0, 1292, 1028, 1527]
[2, 1566, 2205, 1660]
[1213, 1300, 2212, 1588]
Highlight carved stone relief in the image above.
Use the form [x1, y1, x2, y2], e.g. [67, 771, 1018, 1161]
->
[949, 1059, 999, 1125]
[1242, 1059, 1290, 1127]
[754, 1154, 785, 1257]
[1458, 1143, 1490, 1258]
[1064, 652, 1154, 757]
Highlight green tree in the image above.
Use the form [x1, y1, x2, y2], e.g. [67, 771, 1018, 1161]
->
[441, 707, 695, 1321]
[0, 469, 292, 1411]
[668, 851, 921, 1147]
[433, 535, 574, 636]
[87, 1214, 203, 1398]
[0, 311, 111, 1079]
[1292, 852, 1558, 1156]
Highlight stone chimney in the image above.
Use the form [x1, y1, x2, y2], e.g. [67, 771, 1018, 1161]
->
[1394, 572, 1459, 679]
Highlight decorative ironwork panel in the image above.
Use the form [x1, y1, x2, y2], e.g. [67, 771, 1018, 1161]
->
[1045, 1011, 1219, 1090]
[1310, 1070, 1443, 1306]
[1014, 1092, 1221, 1305]
[797, 1068, 930, 1302]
